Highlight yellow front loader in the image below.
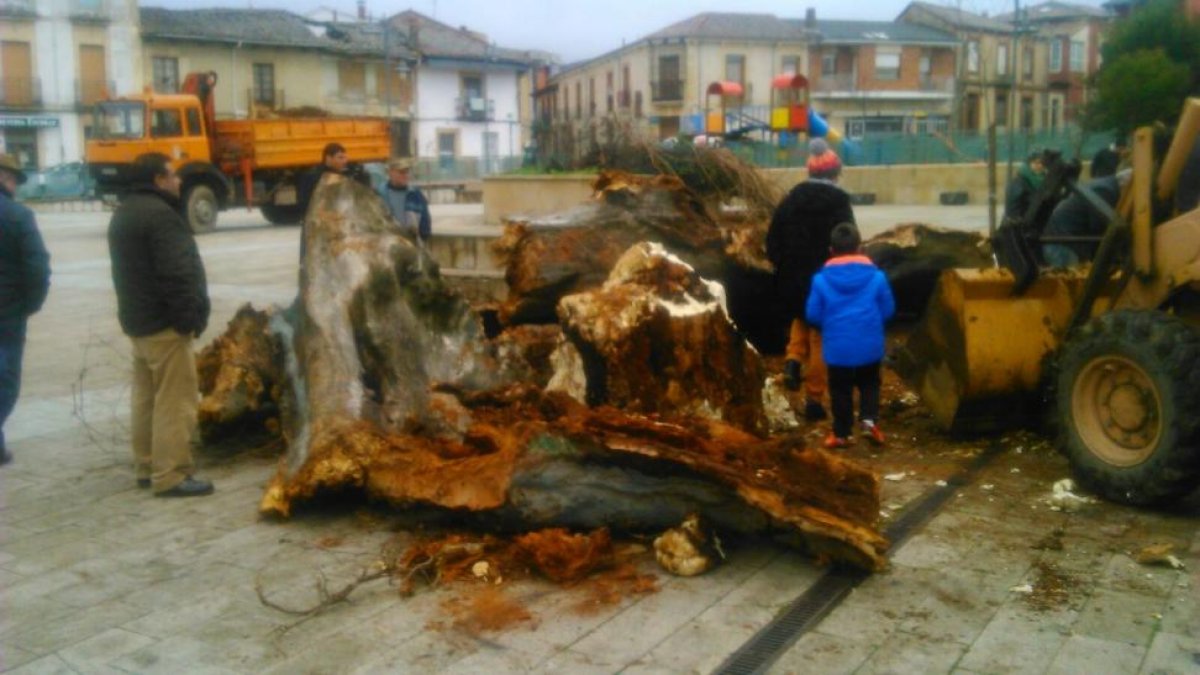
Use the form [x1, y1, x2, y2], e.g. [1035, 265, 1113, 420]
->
[895, 98, 1200, 505]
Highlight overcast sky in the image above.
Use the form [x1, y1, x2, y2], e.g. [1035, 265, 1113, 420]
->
[141, 0, 1110, 62]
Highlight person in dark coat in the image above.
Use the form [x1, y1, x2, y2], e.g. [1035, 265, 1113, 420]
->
[377, 157, 432, 241]
[806, 223, 895, 449]
[1003, 151, 1046, 222]
[108, 152, 213, 497]
[1090, 138, 1125, 179]
[765, 178, 855, 420]
[1041, 170, 1130, 268]
[0, 154, 50, 466]
[297, 142, 372, 262]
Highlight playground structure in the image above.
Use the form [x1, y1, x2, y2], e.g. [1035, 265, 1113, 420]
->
[699, 74, 841, 148]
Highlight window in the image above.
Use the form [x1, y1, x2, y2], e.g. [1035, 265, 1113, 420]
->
[634, 91, 642, 118]
[588, 77, 595, 116]
[575, 81, 581, 118]
[621, 65, 630, 107]
[78, 44, 106, 105]
[997, 44, 1009, 76]
[781, 55, 800, 75]
[376, 64, 410, 107]
[655, 54, 681, 101]
[152, 56, 179, 93]
[437, 130, 457, 170]
[967, 41, 980, 73]
[994, 92, 1008, 127]
[1050, 40, 1063, 72]
[724, 54, 745, 84]
[821, 51, 836, 76]
[1023, 47, 1034, 79]
[186, 107, 202, 136]
[1049, 97, 1061, 130]
[1021, 96, 1034, 130]
[875, 47, 900, 80]
[151, 108, 182, 138]
[919, 54, 932, 77]
[338, 61, 365, 99]
[1069, 40, 1084, 72]
[252, 63, 275, 106]
[1, 41, 34, 106]
[562, 87, 568, 120]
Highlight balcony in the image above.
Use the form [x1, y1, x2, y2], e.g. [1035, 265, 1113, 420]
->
[248, 88, 286, 110]
[69, 0, 109, 22]
[0, 77, 42, 108]
[456, 96, 494, 122]
[814, 74, 955, 95]
[0, 0, 36, 18]
[651, 80, 683, 103]
[76, 79, 114, 108]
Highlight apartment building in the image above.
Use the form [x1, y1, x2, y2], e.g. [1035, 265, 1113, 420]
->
[0, 0, 142, 170]
[899, 0, 1051, 133]
[544, 12, 814, 147]
[805, 16, 958, 139]
[383, 10, 534, 174]
[1003, 1, 1110, 128]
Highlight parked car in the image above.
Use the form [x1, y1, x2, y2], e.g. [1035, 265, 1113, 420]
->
[16, 162, 95, 200]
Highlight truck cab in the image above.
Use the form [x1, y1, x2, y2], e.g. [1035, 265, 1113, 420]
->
[87, 87, 231, 233]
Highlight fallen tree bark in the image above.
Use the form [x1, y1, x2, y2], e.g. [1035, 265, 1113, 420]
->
[214, 172, 887, 571]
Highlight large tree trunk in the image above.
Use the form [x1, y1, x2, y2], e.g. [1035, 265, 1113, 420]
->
[221, 173, 887, 571]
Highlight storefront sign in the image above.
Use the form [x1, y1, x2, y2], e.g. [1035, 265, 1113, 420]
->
[0, 117, 60, 129]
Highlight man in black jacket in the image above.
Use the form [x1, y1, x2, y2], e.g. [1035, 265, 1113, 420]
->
[0, 154, 50, 466]
[766, 178, 856, 421]
[108, 152, 213, 497]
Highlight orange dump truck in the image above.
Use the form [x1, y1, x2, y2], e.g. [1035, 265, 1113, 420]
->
[86, 72, 390, 233]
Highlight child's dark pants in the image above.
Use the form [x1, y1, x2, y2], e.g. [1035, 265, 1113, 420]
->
[827, 362, 881, 438]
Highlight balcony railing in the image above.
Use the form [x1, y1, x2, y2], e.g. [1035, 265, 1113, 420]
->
[0, 77, 41, 107]
[70, 0, 109, 20]
[76, 79, 114, 107]
[0, 0, 36, 17]
[815, 74, 955, 94]
[248, 88, 286, 110]
[651, 80, 683, 103]
[456, 96, 494, 122]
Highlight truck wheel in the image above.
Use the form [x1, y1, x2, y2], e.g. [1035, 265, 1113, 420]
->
[184, 184, 219, 234]
[261, 203, 304, 226]
[1055, 310, 1200, 505]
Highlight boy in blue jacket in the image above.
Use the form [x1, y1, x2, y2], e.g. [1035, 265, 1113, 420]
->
[806, 223, 895, 448]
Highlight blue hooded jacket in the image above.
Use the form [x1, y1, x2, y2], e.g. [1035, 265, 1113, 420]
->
[805, 255, 895, 367]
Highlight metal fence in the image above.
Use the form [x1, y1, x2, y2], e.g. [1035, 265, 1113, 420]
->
[724, 127, 1114, 168]
[411, 156, 524, 182]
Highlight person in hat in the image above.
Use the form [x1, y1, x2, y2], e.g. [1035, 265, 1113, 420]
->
[378, 157, 431, 242]
[806, 137, 842, 182]
[0, 153, 51, 466]
[1002, 151, 1047, 223]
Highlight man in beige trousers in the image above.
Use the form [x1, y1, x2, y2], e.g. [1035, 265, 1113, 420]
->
[107, 153, 213, 497]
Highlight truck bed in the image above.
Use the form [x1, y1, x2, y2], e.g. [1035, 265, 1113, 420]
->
[213, 117, 391, 171]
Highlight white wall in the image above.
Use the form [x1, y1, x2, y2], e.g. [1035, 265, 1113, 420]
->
[414, 65, 523, 160]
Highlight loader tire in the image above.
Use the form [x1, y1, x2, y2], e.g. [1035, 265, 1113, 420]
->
[1056, 310, 1200, 505]
[261, 203, 304, 226]
[184, 184, 219, 234]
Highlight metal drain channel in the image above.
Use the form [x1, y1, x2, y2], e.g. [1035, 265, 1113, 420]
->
[713, 442, 1005, 675]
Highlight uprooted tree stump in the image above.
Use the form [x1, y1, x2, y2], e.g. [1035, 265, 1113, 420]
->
[204, 171, 889, 571]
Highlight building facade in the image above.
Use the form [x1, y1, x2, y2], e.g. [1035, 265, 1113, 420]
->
[1008, 1, 1109, 128]
[384, 10, 533, 175]
[806, 16, 959, 139]
[0, 0, 142, 170]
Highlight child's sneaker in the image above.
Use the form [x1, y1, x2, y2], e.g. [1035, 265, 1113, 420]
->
[862, 420, 886, 446]
[824, 432, 851, 449]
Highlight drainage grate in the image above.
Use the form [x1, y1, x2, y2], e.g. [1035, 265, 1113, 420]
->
[713, 442, 1004, 675]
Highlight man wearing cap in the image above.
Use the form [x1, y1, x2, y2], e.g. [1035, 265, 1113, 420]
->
[0, 154, 51, 466]
[378, 158, 431, 242]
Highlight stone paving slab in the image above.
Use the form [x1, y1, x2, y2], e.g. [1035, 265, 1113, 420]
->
[1, 211, 1198, 674]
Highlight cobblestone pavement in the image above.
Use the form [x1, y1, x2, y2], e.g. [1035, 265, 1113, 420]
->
[0, 208, 1196, 674]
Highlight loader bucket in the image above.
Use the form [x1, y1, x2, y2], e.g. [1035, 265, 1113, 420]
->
[893, 267, 1092, 433]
